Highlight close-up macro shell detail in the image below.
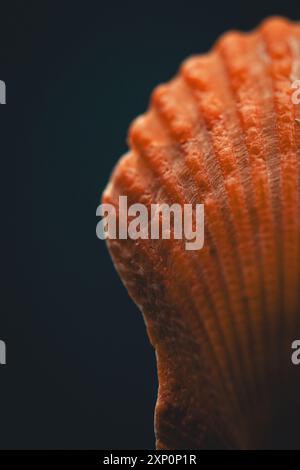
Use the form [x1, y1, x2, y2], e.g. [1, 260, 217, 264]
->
[102, 17, 300, 449]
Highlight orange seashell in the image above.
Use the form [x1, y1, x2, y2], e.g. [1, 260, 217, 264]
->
[102, 17, 300, 449]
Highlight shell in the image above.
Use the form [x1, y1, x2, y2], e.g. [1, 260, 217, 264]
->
[102, 17, 300, 449]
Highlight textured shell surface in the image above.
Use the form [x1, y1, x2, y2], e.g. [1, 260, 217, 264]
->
[102, 17, 300, 449]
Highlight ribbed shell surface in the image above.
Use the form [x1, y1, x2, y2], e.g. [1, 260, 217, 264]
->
[102, 17, 300, 449]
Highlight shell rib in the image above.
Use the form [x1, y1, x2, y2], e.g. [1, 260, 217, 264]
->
[102, 17, 300, 449]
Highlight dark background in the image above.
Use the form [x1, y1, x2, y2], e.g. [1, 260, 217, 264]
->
[0, 0, 298, 450]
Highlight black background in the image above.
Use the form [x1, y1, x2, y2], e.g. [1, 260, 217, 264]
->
[1, 0, 298, 450]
